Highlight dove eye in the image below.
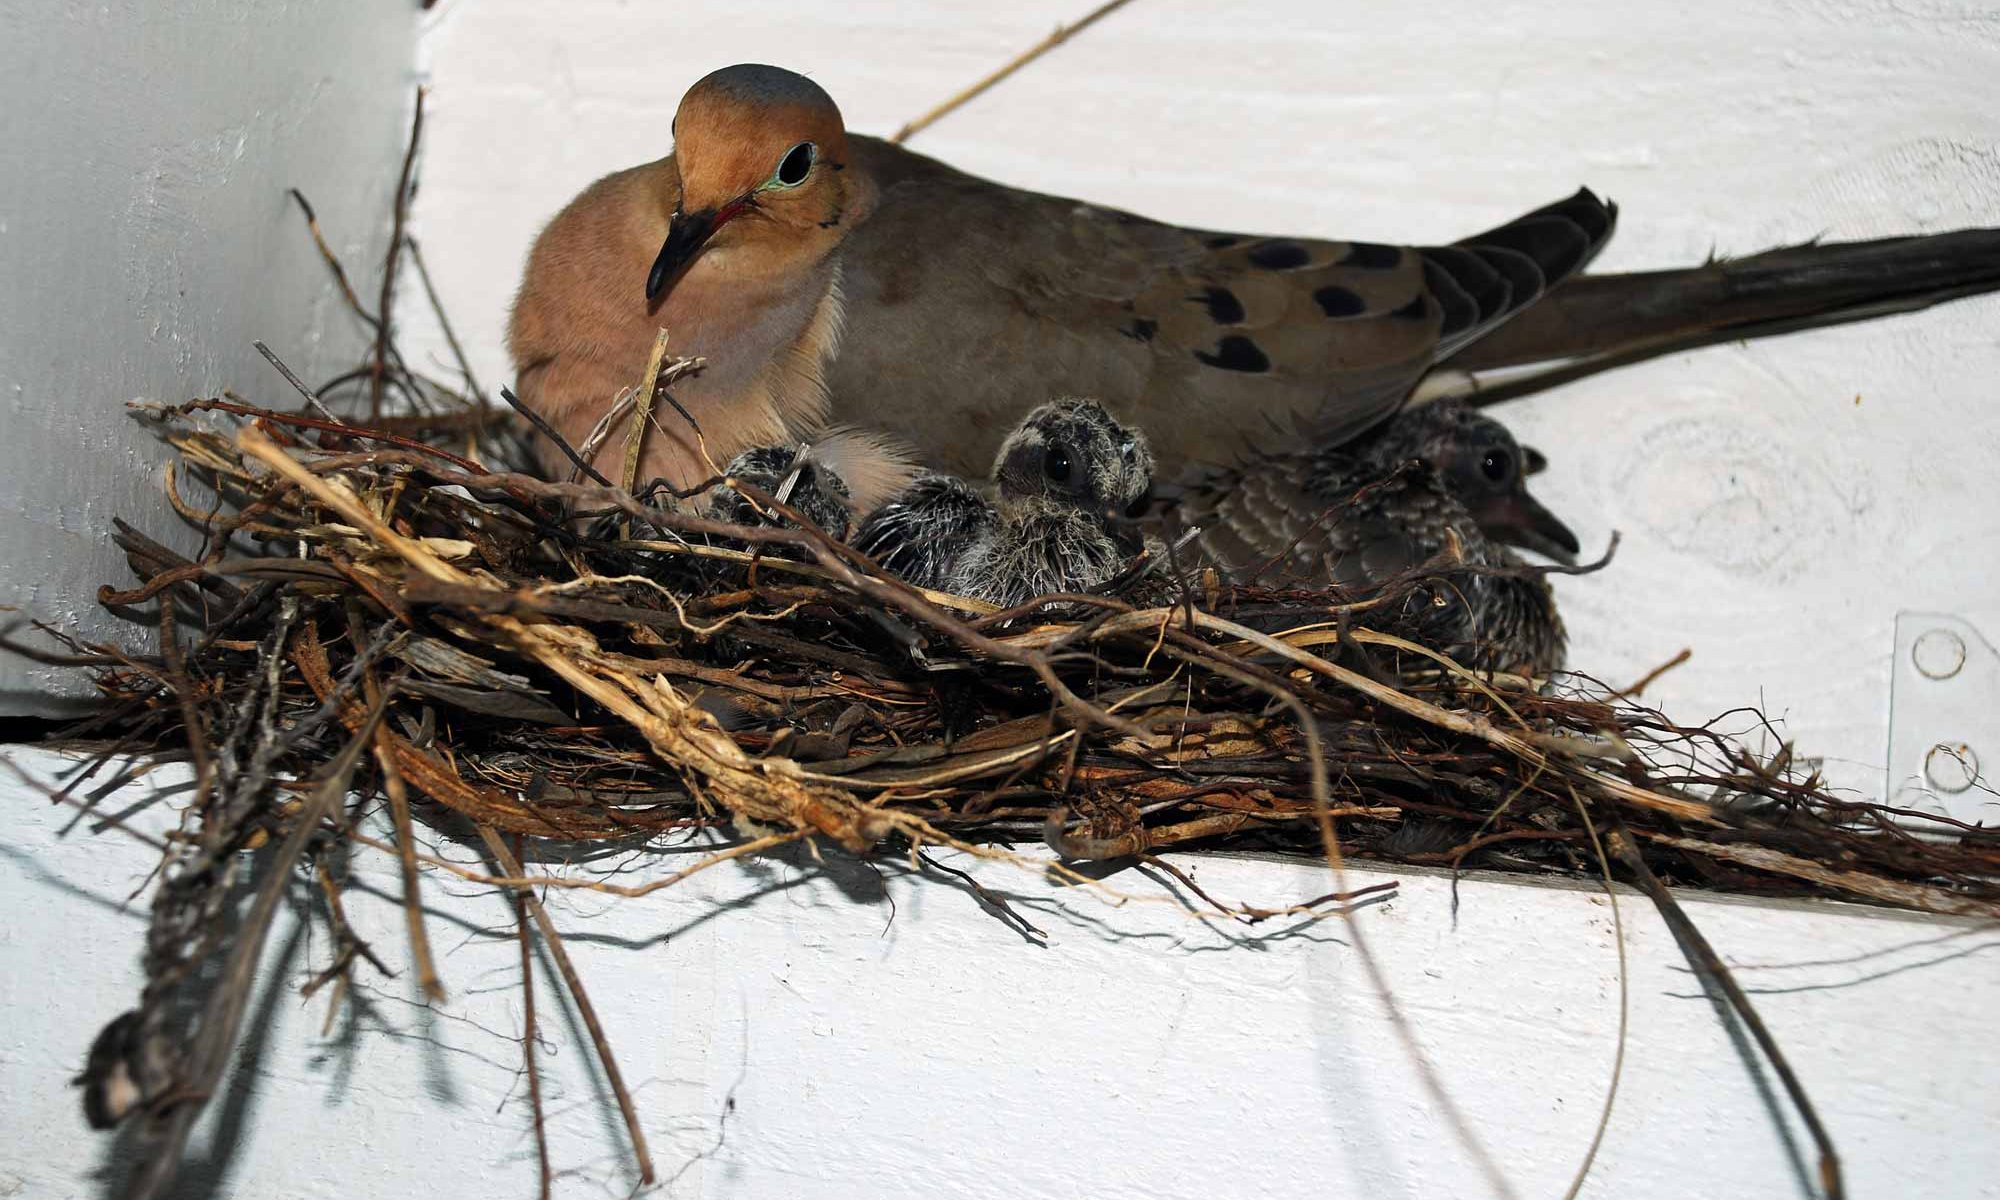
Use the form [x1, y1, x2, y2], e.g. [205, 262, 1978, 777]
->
[772, 141, 815, 188]
[1479, 449, 1513, 483]
[1043, 444, 1073, 483]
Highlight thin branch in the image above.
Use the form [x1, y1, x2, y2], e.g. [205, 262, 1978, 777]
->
[620, 327, 671, 497]
[890, 0, 1140, 144]
[255, 341, 343, 424]
[1558, 788, 1628, 1200]
[501, 385, 613, 487]
[373, 87, 426, 417]
[1606, 819, 1844, 1200]
[513, 834, 552, 1200]
[404, 235, 487, 406]
[479, 827, 656, 1186]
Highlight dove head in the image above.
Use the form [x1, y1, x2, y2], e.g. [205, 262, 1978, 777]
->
[993, 398, 1156, 519]
[1369, 400, 1580, 563]
[647, 65, 858, 304]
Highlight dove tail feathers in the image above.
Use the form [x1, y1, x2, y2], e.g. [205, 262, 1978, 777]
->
[1420, 187, 1620, 361]
[1438, 225, 2000, 402]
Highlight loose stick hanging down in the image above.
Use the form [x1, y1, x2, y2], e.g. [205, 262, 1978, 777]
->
[512, 834, 552, 1200]
[372, 87, 425, 418]
[480, 827, 656, 1187]
[1607, 819, 1845, 1200]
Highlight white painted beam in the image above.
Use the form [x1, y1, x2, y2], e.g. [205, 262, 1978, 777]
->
[3, 747, 1994, 1198]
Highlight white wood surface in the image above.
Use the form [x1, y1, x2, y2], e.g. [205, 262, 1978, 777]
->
[3, 746, 1996, 1199]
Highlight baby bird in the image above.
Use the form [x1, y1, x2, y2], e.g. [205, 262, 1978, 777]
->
[854, 399, 1156, 608]
[594, 442, 857, 566]
[1177, 399, 1578, 675]
[707, 443, 855, 540]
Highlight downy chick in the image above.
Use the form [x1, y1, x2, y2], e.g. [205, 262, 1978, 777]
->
[854, 398, 1156, 608]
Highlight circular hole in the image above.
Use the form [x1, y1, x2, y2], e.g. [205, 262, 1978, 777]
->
[1912, 629, 1967, 680]
[1923, 741, 1980, 795]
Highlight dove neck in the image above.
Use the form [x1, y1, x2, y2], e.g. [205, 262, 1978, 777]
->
[652, 251, 849, 471]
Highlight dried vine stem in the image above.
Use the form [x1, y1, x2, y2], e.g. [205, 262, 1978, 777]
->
[480, 827, 655, 1186]
[512, 834, 552, 1200]
[891, 0, 1140, 143]
[373, 88, 425, 417]
[1608, 820, 1845, 1200]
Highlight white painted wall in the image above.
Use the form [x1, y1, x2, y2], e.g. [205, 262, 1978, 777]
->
[0, 1, 419, 711]
[400, 0, 2000, 806]
[4, 746, 1997, 1199]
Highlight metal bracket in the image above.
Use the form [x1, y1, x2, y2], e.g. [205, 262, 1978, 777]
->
[1886, 612, 1999, 832]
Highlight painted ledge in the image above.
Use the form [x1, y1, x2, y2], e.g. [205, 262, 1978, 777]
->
[1, 743, 1994, 1199]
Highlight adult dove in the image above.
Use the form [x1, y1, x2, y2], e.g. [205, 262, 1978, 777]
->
[509, 64, 2000, 507]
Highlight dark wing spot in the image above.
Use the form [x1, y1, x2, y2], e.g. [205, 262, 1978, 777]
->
[1194, 335, 1270, 373]
[1191, 285, 1246, 324]
[1204, 234, 1240, 249]
[1390, 294, 1430, 320]
[1246, 240, 1310, 270]
[1339, 242, 1403, 269]
[1122, 317, 1159, 343]
[1312, 285, 1367, 318]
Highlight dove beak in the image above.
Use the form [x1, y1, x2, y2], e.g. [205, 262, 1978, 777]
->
[646, 197, 749, 304]
[1481, 490, 1580, 564]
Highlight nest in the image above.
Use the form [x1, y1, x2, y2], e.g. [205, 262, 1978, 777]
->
[45, 392, 1999, 915]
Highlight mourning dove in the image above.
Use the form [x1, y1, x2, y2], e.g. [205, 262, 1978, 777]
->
[852, 398, 1156, 607]
[1179, 398, 1571, 675]
[509, 64, 1614, 506]
[509, 63, 2000, 505]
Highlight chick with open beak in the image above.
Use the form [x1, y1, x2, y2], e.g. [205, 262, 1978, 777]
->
[1352, 398, 1580, 564]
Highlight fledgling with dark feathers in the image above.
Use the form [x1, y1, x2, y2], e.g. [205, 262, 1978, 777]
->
[1177, 398, 1577, 676]
[853, 398, 1159, 608]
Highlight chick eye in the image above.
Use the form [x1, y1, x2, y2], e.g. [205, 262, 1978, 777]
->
[1043, 445, 1072, 483]
[773, 141, 815, 187]
[1479, 449, 1512, 482]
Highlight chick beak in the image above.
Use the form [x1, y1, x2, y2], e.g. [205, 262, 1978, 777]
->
[1521, 445, 1549, 477]
[1478, 489, 1580, 564]
[645, 198, 747, 304]
[1122, 482, 1155, 521]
